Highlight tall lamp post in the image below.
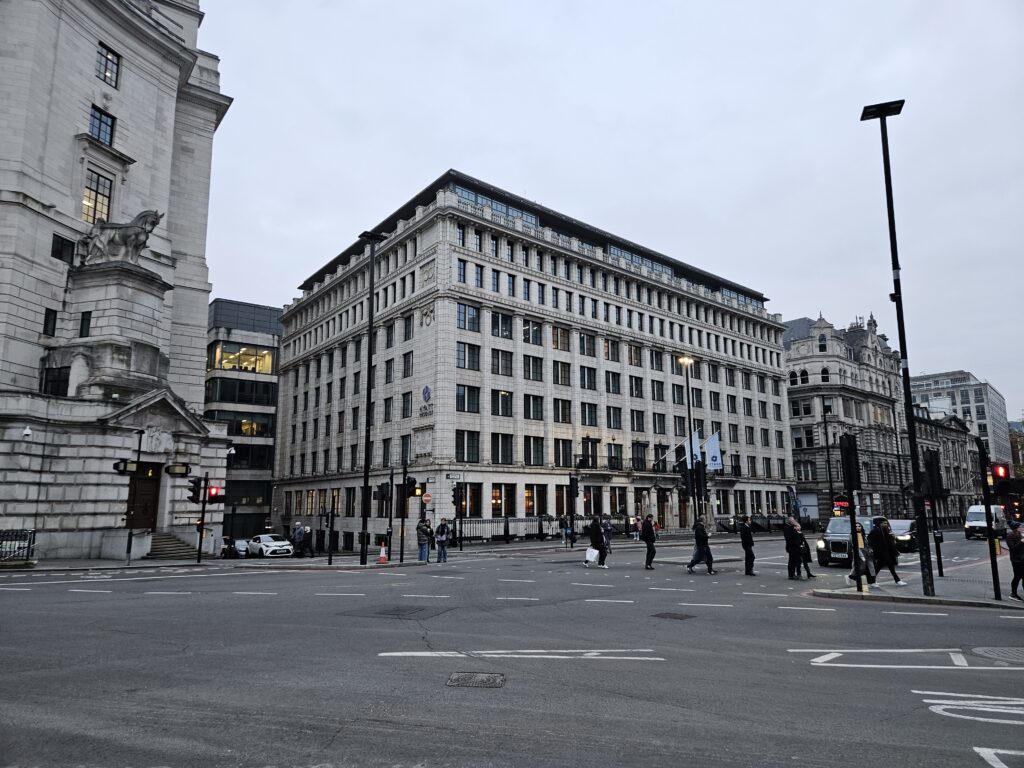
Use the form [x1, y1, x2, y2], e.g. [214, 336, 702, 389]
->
[822, 397, 836, 511]
[677, 354, 696, 525]
[861, 99, 935, 596]
[358, 230, 386, 565]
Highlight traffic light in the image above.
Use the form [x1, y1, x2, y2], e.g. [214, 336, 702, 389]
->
[694, 461, 707, 501]
[992, 463, 1012, 495]
[206, 485, 225, 504]
[678, 466, 691, 496]
[568, 476, 579, 498]
[187, 476, 204, 504]
[405, 476, 418, 498]
[451, 483, 459, 507]
[839, 434, 862, 491]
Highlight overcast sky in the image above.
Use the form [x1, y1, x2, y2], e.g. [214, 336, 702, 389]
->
[199, 0, 1024, 420]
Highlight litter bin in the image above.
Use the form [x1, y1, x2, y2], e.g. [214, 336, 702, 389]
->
[342, 531, 354, 551]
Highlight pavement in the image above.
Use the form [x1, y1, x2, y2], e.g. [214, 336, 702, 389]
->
[5, 527, 1021, 610]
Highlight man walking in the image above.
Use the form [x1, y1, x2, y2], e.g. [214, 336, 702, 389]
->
[641, 514, 657, 570]
[783, 516, 802, 579]
[686, 516, 716, 574]
[739, 515, 756, 576]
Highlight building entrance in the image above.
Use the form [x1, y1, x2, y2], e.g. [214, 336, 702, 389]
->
[127, 462, 161, 529]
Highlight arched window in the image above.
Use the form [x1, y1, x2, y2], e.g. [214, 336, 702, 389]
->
[799, 369, 809, 385]
[818, 334, 827, 352]
[789, 371, 798, 386]
[820, 367, 830, 383]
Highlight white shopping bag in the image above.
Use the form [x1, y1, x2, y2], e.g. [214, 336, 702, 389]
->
[585, 547, 599, 563]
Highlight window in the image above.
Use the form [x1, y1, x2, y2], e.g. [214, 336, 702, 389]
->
[689, 387, 702, 408]
[729, 423, 739, 443]
[649, 350, 663, 371]
[491, 312, 512, 338]
[553, 398, 572, 423]
[726, 395, 737, 414]
[51, 234, 76, 265]
[491, 389, 513, 416]
[743, 398, 753, 416]
[725, 368, 736, 387]
[384, 359, 394, 384]
[579, 366, 597, 390]
[606, 406, 622, 429]
[629, 376, 644, 398]
[402, 391, 412, 418]
[82, 169, 112, 223]
[821, 367, 831, 383]
[745, 426, 755, 445]
[581, 402, 598, 426]
[524, 436, 545, 466]
[455, 430, 480, 462]
[78, 311, 92, 338]
[491, 349, 512, 376]
[522, 319, 543, 345]
[42, 366, 69, 396]
[491, 433, 514, 464]
[818, 334, 827, 352]
[652, 413, 666, 434]
[579, 333, 596, 356]
[457, 259, 467, 283]
[88, 105, 115, 146]
[604, 339, 620, 362]
[554, 439, 574, 468]
[43, 308, 57, 337]
[708, 364, 719, 383]
[523, 355, 544, 381]
[456, 342, 480, 370]
[552, 326, 570, 351]
[628, 345, 643, 366]
[553, 361, 571, 386]
[403, 314, 414, 341]
[402, 351, 414, 377]
[524, 394, 544, 420]
[474, 263, 484, 288]
[651, 380, 665, 402]
[456, 385, 480, 413]
[456, 303, 479, 331]
[760, 428, 770, 447]
[606, 371, 621, 394]
[95, 43, 120, 88]
[630, 409, 645, 432]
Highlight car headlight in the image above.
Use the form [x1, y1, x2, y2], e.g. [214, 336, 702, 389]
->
[896, 535, 911, 541]
[816, 539, 825, 550]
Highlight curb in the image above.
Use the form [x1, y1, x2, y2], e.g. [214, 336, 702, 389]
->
[811, 587, 1024, 611]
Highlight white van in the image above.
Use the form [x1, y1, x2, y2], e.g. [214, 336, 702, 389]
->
[964, 505, 1006, 539]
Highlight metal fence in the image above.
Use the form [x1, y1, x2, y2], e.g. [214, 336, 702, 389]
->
[0, 530, 36, 561]
[457, 517, 558, 543]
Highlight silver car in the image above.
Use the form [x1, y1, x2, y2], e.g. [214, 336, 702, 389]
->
[247, 534, 294, 558]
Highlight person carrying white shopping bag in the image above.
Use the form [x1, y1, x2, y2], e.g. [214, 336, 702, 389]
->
[584, 516, 609, 568]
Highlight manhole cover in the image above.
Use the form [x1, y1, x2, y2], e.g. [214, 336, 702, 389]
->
[653, 612, 694, 621]
[971, 647, 1024, 664]
[447, 672, 505, 688]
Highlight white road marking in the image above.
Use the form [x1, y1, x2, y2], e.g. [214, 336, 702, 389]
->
[950, 652, 969, 667]
[790, 650, 1024, 670]
[791, 648, 961, 653]
[144, 591, 191, 595]
[648, 587, 695, 592]
[677, 602, 733, 607]
[811, 653, 843, 663]
[315, 593, 365, 596]
[743, 592, 788, 597]
[499, 579, 535, 583]
[585, 599, 634, 603]
[999, 616, 1024, 620]
[233, 591, 277, 595]
[916, 691, 1024, 725]
[884, 611, 948, 616]
[0, 587, 31, 591]
[495, 597, 538, 601]
[974, 747, 1024, 766]
[428, 575, 464, 580]
[779, 606, 835, 612]
[379, 648, 663, 661]
[571, 583, 614, 588]
[401, 594, 450, 598]
[68, 589, 111, 593]
[2, 570, 282, 587]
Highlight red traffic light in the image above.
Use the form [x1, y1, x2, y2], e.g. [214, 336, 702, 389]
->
[206, 485, 226, 503]
[992, 463, 1010, 480]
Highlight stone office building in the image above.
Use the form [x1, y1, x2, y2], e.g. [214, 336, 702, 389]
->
[0, 0, 231, 558]
[911, 370, 1010, 466]
[273, 170, 793, 540]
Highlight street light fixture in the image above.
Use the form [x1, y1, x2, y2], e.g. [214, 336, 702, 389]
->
[860, 98, 934, 596]
[359, 230, 387, 566]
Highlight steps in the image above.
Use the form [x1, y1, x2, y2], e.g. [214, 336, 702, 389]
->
[145, 531, 197, 560]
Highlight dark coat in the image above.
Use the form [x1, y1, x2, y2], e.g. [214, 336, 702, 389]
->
[641, 519, 657, 544]
[1007, 527, 1024, 563]
[783, 522, 802, 554]
[867, 525, 897, 566]
[739, 522, 754, 549]
[416, 520, 433, 546]
[588, 522, 605, 549]
[693, 521, 709, 546]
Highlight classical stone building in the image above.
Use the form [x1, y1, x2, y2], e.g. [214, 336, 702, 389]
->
[911, 370, 1011, 465]
[0, 0, 231, 558]
[274, 170, 793, 544]
[204, 299, 282, 539]
[911, 405, 979, 520]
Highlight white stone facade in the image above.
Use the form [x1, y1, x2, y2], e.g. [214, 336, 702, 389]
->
[0, 0, 231, 558]
[274, 172, 793, 542]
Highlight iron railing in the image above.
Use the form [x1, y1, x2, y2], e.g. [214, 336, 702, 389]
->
[0, 530, 35, 561]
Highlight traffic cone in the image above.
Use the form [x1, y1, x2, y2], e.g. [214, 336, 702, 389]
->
[377, 540, 388, 564]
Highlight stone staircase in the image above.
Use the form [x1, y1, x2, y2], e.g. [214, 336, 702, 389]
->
[145, 531, 197, 560]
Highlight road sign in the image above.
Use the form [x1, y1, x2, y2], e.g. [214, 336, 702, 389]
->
[445, 473, 462, 480]
[422, 493, 432, 504]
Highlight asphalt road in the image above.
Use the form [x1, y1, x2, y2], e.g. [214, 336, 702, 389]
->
[2, 537, 1022, 768]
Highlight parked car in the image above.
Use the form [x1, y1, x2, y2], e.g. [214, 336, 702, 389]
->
[247, 533, 294, 558]
[815, 516, 877, 567]
[219, 536, 248, 558]
[886, 519, 918, 552]
[964, 505, 1006, 539]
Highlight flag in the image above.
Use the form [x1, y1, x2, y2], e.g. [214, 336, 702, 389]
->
[704, 432, 723, 472]
[688, 431, 702, 465]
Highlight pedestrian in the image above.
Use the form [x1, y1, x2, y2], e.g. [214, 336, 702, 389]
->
[686, 516, 716, 574]
[434, 517, 450, 564]
[556, 516, 566, 545]
[291, 522, 305, 558]
[795, 521, 815, 579]
[303, 525, 315, 557]
[783, 516, 802, 580]
[846, 521, 877, 587]
[633, 517, 642, 541]
[641, 513, 657, 570]
[1006, 519, 1024, 600]
[739, 515, 756, 576]
[416, 516, 433, 563]
[601, 516, 613, 552]
[867, 518, 906, 585]
[584, 515, 609, 568]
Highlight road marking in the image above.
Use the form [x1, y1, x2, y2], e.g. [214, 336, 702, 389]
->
[144, 591, 191, 595]
[779, 606, 835, 612]
[401, 594, 450, 598]
[950, 652, 969, 667]
[743, 592, 788, 597]
[571, 583, 614, 588]
[233, 591, 277, 595]
[648, 587, 695, 592]
[315, 593, 365, 596]
[811, 653, 843, 663]
[677, 602, 733, 607]
[999, 616, 1024, 620]
[790, 649, 1024, 670]
[496, 597, 539, 601]
[0, 587, 31, 591]
[68, 589, 111, 593]
[916, 691, 1024, 725]
[428, 575, 464, 580]
[499, 579, 535, 583]
[585, 599, 634, 603]
[2, 570, 283, 587]
[379, 648, 663, 661]
[974, 747, 1024, 766]
[884, 611, 948, 616]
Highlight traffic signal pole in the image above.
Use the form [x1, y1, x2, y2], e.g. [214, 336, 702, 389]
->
[196, 472, 209, 564]
[976, 439, 1002, 601]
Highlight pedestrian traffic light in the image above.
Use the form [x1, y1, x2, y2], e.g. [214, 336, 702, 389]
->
[569, 476, 579, 498]
[839, 434, 862, 491]
[187, 476, 204, 504]
[992, 463, 1012, 495]
[206, 485, 225, 504]
[451, 483, 459, 507]
[678, 463, 691, 496]
[694, 461, 707, 500]
[405, 476, 418, 498]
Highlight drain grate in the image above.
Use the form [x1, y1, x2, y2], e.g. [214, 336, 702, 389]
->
[653, 612, 695, 621]
[447, 672, 505, 688]
[971, 647, 1024, 664]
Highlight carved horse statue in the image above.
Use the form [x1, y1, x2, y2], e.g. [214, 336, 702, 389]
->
[81, 210, 163, 265]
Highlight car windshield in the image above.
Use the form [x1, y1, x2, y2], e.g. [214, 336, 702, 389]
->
[967, 511, 987, 522]
[266, 534, 288, 542]
[888, 520, 913, 534]
[825, 518, 873, 535]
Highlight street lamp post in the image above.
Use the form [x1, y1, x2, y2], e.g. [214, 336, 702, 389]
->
[678, 355, 696, 525]
[861, 98, 934, 596]
[822, 398, 836, 512]
[125, 429, 144, 565]
[358, 230, 386, 566]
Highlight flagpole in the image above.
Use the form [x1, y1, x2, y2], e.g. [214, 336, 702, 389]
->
[679, 354, 697, 527]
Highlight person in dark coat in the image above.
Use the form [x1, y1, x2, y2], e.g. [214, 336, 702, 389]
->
[1006, 520, 1024, 600]
[739, 515, 756, 576]
[686, 517, 716, 574]
[641, 514, 657, 570]
[795, 521, 815, 578]
[783, 516, 803, 579]
[585, 515, 608, 568]
[867, 518, 906, 585]
[416, 516, 433, 563]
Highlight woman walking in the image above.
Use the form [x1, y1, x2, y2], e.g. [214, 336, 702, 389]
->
[796, 521, 816, 579]
[641, 514, 657, 570]
[867, 518, 907, 585]
[686, 516, 716, 574]
[584, 515, 609, 569]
